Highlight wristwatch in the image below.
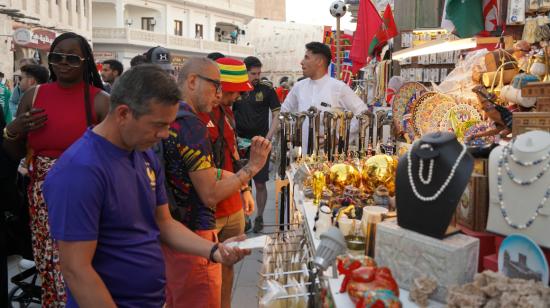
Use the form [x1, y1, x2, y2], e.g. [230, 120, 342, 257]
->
[241, 186, 252, 193]
[209, 243, 219, 263]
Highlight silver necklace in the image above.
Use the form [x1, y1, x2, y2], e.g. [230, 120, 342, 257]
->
[407, 142, 468, 202]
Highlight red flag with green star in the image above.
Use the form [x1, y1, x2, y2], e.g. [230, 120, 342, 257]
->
[368, 4, 398, 57]
[350, 0, 382, 73]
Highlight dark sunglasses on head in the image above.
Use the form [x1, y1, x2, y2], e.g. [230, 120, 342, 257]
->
[48, 52, 87, 68]
[197, 74, 222, 93]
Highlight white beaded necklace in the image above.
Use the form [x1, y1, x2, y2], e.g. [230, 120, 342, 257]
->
[418, 144, 435, 184]
[497, 142, 550, 229]
[407, 142, 468, 202]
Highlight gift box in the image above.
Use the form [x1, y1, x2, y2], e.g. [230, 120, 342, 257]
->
[375, 220, 479, 302]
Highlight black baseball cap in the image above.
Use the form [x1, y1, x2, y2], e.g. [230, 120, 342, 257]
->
[145, 46, 174, 72]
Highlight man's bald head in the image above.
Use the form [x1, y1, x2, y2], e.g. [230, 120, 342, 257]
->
[177, 57, 221, 113]
[178, 57, 217, 84]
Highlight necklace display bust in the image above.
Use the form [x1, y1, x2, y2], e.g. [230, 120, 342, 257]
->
[487, 130, 550, 248]
[396, 132, 474, 238]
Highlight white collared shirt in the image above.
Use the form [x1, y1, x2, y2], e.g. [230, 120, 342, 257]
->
[281, 74, 367, 149]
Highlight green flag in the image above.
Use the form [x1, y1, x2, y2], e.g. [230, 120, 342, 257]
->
[444, 0, 484, 38]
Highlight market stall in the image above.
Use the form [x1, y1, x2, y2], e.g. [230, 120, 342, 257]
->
[258, 30, 550, 308]
[255, 0, 550, 306]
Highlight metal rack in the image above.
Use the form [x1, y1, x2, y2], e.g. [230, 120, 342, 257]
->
[257, 203, 327, 307]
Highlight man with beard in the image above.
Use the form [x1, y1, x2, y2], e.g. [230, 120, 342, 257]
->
[232, 56, 280, 233]
[100, 59, 123, 93]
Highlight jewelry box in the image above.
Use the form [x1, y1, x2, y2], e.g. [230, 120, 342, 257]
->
[512, 112, 550, 136]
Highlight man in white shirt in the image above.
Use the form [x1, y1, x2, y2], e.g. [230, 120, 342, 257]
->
[281, 42, 366, 149]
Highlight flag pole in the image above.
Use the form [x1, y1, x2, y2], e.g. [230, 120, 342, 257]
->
[336, 16, 341, 80]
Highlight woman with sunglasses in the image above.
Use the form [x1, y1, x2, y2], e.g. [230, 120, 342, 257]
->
[2, 32, 110, 306]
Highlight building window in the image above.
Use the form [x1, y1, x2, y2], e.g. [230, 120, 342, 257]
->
[174, 20, 183, 36]
[195, 24, 203, 39]
[142, 17, 155, 31]
[83, 0, 88, 17]
[76, 0, 80, 13]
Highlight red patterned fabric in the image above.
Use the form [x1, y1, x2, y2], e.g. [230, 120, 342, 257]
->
[28, 155, 67, 306]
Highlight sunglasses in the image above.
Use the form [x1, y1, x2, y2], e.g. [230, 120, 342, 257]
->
[197, 74, 222, 93]
[48, 52, 87, 68]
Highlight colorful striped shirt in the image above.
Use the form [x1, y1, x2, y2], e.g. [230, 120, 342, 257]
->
[163, 101, 216, 230]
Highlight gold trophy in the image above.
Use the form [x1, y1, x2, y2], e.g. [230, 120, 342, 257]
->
[312, 170, 326, 206]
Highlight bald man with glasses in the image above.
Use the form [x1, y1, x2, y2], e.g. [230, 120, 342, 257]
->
[160, 57, 271, 307]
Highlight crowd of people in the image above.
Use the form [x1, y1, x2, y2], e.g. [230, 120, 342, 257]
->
[1, 31, 365, 308]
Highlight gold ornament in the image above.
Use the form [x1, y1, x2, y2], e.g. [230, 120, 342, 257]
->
[312, 171, 326, 205]
[329, 163, 361, 189]
[361, 155, 398, 196]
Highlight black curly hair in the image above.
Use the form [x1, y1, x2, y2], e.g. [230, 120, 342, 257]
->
[49, 32, 105, 126]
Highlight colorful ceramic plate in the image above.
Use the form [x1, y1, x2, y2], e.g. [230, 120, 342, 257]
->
[410, 92, 436, 136]
[413, 93, 456, 136]
[440, 104, 481, 134]
[392, 82, 426, 135]
[498, 234, 549, 285]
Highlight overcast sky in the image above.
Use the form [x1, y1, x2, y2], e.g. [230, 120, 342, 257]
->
[286, 0, 357, 32]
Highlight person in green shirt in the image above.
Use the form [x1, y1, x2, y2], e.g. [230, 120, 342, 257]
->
[0, 72, 12, 123]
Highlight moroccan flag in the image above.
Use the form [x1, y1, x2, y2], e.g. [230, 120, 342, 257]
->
[350, 0, 382, 73]
[441, 0, 484, 38]
[368, 4, 398, 57]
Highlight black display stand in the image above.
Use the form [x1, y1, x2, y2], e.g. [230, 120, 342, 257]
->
[396, 132, 474, 238]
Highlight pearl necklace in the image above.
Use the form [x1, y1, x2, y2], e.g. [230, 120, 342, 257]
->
[497, 143, 550, 229]
[418, 144, 435, 184]
[407, 142, 468, 202]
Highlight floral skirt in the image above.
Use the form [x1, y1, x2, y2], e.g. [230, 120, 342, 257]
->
[28, 156, 66, 307]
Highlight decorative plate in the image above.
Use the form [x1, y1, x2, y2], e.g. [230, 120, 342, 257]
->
[464, 123, 495, 147]
[413, 93, 456, 136]
[410, 92, 436, 136]
[440, 104, 481, 136]
[498, 234, 549, 285]
[428, 101, 457, 134]
[392, 82, 426, 135]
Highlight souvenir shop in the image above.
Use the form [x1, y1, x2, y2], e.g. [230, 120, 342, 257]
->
[255, 2, 550, 307]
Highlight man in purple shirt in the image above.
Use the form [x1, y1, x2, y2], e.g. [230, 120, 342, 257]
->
[43, 65, 252, 308]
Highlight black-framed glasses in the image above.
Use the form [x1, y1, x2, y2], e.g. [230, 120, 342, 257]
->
[48, 52, 87, 68]
[197, 74, 222, 93]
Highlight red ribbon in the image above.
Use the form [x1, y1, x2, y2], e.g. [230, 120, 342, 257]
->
[337, 259, 362, 293]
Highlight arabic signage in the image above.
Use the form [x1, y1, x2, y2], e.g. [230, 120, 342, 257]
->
[93, 51, 117, 62]
[13, 27, 56, 51]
